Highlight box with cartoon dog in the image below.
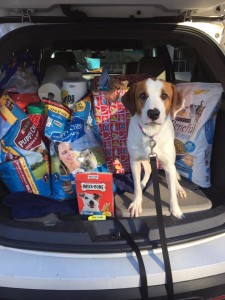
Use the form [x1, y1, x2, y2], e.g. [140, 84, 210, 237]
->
[76, 172, 114, 216]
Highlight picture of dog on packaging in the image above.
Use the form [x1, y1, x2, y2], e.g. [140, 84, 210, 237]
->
[79, 192, 102, 214]
[77, 149, 98, 171]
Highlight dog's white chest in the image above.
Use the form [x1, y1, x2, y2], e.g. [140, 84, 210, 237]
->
[127, 115, 175, 162]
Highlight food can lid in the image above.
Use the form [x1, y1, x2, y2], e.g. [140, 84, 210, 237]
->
[27, 102, 45, 114]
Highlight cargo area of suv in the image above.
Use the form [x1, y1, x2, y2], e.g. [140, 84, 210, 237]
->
[0, 3, 225, 299]
[0, 21, 225, 249]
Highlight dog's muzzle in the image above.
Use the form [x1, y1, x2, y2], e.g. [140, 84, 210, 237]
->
[147, 108, 160, 121]
[88, 200, 95, 208]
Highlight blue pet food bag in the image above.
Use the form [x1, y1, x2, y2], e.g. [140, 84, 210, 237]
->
[0, 95, 51, 196]
[43, 94, 108, 200]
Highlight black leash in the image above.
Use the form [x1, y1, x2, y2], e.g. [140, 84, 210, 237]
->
[114, 218, 149, 300]
[148, 139, 175, 299]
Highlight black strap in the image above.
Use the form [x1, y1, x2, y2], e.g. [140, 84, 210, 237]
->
[149, 155, 175, 299]
[114, 218, 148, 300]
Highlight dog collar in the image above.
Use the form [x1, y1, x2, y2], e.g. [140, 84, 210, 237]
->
[138, 123, 157, 155]
[138, 123, 156, 140]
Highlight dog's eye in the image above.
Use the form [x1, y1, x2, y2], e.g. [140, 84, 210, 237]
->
[139, 93, 147, 101]
[161, 92, 168, 100]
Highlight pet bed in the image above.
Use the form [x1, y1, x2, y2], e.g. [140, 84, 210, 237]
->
[115, 171, 212, 217]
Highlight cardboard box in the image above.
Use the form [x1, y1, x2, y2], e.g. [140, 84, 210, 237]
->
[76, 172, 114, 216]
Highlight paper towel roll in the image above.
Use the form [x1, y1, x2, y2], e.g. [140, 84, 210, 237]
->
[38, 65, 68, 102]
[62, 78, 88, 108]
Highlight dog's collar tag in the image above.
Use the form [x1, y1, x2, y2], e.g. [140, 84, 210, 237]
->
[150, 138, 156, 154]
[138, 123, 157, 156]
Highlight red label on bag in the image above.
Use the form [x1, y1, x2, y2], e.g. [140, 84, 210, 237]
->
[14, 118, 42, 150]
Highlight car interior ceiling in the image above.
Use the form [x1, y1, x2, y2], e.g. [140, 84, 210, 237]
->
[0, 23, 225, 246]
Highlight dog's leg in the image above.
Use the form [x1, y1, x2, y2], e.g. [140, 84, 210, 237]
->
[141, 160, 151, 189]
[129, 160, 143, 217]
[164, 164, 184, 219]
[176, 171, 187, 198]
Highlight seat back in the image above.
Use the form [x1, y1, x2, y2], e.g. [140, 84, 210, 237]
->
[137, 47, 175, 82]
[40, 52, 77, 79]
[137, 56, 166, 79]
[124, 61, 139, 74]
[54, 51, 77, 68]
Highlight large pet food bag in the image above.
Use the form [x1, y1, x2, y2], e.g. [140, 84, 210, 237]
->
[43, 95, 108, 200]
[0, 95, 51, 196]
[173, 82, 223, 187]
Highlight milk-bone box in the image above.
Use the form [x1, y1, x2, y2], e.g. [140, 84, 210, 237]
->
[76, 172, 114, 216]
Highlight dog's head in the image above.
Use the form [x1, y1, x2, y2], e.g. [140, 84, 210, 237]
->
[79, 192, 101, 209]
[122, 78, 184, 125]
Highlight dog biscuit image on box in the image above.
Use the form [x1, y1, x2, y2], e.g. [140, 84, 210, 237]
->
[76, 172, 114, 216]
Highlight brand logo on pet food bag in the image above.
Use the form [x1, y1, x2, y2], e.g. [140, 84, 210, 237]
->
[74, 101, 86, 112]
[81, 182, 106, 192]
[5, 98, 14, 111]
[172, 119, 197, 141]
[14, 118, 42, 150]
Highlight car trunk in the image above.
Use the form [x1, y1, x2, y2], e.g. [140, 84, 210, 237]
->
[0, 20, 225, 253]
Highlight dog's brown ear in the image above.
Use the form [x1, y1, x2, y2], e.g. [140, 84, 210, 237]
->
[170, 85, 185, 118]
[79, 193, 85, 198]
[122, 83, 137, 116]
[93, 193, 101, 200]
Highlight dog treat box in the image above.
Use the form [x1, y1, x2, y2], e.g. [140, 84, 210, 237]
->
[76, 172, 114, 216]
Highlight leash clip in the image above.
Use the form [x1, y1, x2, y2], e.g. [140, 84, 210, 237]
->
[148, 138, 157, 159]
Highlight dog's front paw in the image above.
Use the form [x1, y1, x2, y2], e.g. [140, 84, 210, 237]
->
[170, 206, 185, 219]
[128, 200, 143, 218]
[177, 186, 187, 199]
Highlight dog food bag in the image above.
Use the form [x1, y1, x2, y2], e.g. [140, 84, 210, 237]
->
[0, 95, 51, 196]
[43, 95, 108, 200]
[173, 82, 223, 187]
[76, 172, 114, 216]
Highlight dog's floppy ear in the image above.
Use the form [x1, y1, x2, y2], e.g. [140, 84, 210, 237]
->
[170, 85, 185, 118]
[79, 193, 86, 198]
[122, 83, 137, 116]
[93, 193, 101, 201]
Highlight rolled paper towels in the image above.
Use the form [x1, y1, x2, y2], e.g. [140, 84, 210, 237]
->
[38, 65, 68, 102]
[61, 78, 88, 108]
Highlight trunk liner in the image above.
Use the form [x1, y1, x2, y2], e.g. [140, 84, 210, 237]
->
[115, 171, 212, 217]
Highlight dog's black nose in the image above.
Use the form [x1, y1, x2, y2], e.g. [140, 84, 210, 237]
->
[147, 108, 160, 120]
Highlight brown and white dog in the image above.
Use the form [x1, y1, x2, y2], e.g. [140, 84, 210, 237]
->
[122, 78, 187, 219]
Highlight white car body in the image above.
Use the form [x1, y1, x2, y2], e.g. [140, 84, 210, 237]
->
[0, 1, 225, 299]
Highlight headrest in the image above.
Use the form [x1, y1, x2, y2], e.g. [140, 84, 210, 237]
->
[137, 56, 166, 79]
[54, 51, 77, 67]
